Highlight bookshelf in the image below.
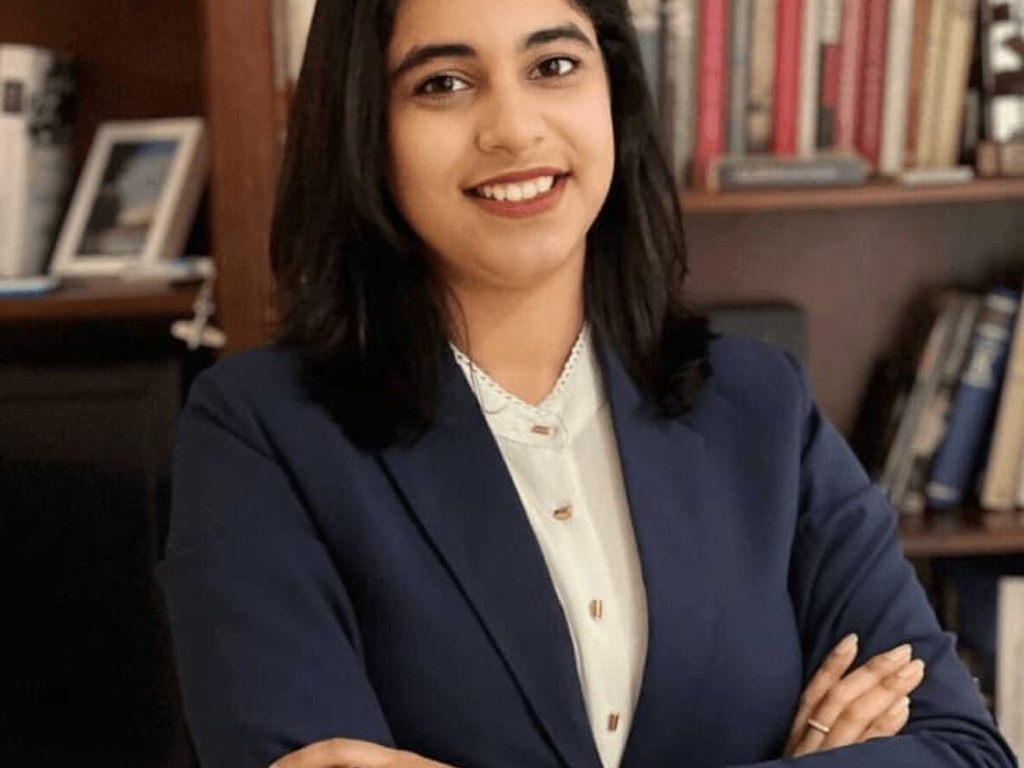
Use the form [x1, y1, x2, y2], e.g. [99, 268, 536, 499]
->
[900, 512, 1024, 558]
[0, 280, 199, 323]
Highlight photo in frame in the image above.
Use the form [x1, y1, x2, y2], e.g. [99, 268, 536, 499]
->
[49, 117, 208, 277]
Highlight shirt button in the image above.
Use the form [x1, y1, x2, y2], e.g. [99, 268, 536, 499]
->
[553, 505, 573, 521]
[589, 599, 604, 620]
[607, 712, 621, 732]
[530, 424, 556, 436]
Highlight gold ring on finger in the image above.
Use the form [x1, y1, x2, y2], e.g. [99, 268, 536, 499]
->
[807, 718, 831, 735]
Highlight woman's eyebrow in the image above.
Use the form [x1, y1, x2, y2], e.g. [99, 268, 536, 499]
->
[390, 23, 595, 81]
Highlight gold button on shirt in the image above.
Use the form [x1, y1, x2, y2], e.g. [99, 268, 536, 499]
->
[452, 326, 648, 768]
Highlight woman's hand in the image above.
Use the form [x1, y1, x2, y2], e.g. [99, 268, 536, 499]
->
[270, 738, 456, 768]
[784, 634, 926, 757]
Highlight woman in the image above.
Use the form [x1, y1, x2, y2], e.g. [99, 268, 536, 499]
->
[158, 0, 1016, 767]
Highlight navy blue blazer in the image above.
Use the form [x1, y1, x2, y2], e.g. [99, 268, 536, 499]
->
[158, 337, 1016, 768]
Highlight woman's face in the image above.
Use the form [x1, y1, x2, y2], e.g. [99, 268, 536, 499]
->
[387, 0, 615, 298]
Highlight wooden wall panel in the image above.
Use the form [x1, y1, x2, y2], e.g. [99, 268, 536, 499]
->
[685, 200, 1024, 434]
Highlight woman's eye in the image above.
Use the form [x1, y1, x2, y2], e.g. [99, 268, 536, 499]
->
[531, 56, 578, 79]
[416, 74, 470, 96]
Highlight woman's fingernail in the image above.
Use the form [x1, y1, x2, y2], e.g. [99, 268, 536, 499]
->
[888, 696, 911, 715]
[897, 659, 925, 679]
[885, 644, 913, 662]
[836, 633, 859, 654]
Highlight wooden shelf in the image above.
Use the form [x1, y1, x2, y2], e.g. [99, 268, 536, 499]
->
[0, 279, 199, 323]
[682, 177, 1024, 214]
[899, 510, 1024, 558]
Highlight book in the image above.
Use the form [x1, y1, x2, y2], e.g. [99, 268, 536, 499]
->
[996, 576, 1024, 757]
[746, 0, 779, 153]
[856, 0, 890, 170]
[703, 151, 868, 190]
[880, 293, 964, 507]
[904, 0, 934, 167]
[692, 0, 730, 186]
[270, 0, 316, 138]
[798, 0, 823, 156]
[927, 286, 1020, 510]
[877, 0, 916, 176]
[896, 294, 982, 516]
[915, 0, 952, 166]
[816, 0, 844, 148]
[981, 275, 1024, 511]
[772, 0, 805, 155]
[0, 44, 76, 279]
[934, 0, 980, 168]
[728, 0, 754, 154]
[835, 0, 866, 151]
[660, 0, 699, 185]
[630, 0, 664, 107]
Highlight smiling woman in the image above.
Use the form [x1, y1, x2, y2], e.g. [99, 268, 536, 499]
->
[157, 2, 1018, 768]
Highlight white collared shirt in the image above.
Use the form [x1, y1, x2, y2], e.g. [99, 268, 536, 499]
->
[452, 327, 648, 768]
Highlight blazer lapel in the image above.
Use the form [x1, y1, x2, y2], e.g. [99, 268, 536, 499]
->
[599, 348, 717, 768]
[379, 353, 601, 768]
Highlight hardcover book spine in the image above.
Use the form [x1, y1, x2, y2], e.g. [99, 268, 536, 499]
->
[746, 0, 779, 153]
[980, 276, 1024, 511]
[816, 0, 844, 148]
[933, 0, 979, 167]
[856, 0, 890, 170]
[983, 0, 1024, 143]
[661, 0, 699, 186]
[728, 0, 754, 154]
[997, 577, 1024, 760]
[772, 0, 804, 155]
[897, 295, 981, 516]
[798, 0, 823, 156]
[692, 0, 730, 187]
[913, 0, 950, 167]
[877, 0, 915, 176]
[630, 0, 665, 109]
[903, 0, 933, 167]
[835, 0, 866, 150]
[926, 287, 1020, 510]
[880, 294, 961, 503]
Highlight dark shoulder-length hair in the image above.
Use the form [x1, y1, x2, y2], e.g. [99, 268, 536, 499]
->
[270, 0, 711, 450]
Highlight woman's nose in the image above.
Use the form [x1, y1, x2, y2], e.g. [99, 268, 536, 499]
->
[475, 82, 545, 155]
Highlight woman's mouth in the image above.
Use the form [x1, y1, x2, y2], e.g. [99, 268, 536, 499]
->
[467, 173, 569, 218]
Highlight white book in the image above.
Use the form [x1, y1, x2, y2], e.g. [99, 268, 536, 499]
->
[914, 0, 950, 167]
[878, 0, 916, 176]
[997, 576, 1024, 759]
[798, 0, 823, 157]
[0, 44, 75, 278]
[661, 0, 699, 185]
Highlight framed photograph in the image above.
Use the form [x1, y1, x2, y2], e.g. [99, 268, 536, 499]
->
[49, 118, 208, 277]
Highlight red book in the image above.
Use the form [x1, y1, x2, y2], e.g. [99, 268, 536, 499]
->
[856, 0, 889, 168]
[835, 0, 866, 151]
[692, 0, 729, 188]
[817, 0, 844, 148]
[772, 0, 804, 155]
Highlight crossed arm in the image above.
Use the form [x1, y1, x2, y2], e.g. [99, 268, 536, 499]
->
[272, 636, 927, 768]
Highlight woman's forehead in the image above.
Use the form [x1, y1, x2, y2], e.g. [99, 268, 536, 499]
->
[388, 0, 593, 53]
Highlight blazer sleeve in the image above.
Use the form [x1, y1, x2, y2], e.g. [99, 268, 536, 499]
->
[725, 352, 1017, 767]
[156, 371, 395, 768]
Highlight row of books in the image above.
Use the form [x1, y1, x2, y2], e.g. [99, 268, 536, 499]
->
[862, 281, 1024, 518]
[642, 0, 1024, 190]
[0, 44, 76, 279]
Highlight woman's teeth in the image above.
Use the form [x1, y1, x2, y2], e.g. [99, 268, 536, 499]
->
[476, 175, 556, 202]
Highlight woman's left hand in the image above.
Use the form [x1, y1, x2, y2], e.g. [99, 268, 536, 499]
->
[269, 738, 457, 768]
[783, 634, 926, 757]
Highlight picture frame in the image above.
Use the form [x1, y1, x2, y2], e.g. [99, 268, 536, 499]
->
[49, 117, 208, 277]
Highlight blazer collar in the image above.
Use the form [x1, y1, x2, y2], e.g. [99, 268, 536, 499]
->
[379, 345, 714, 768]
